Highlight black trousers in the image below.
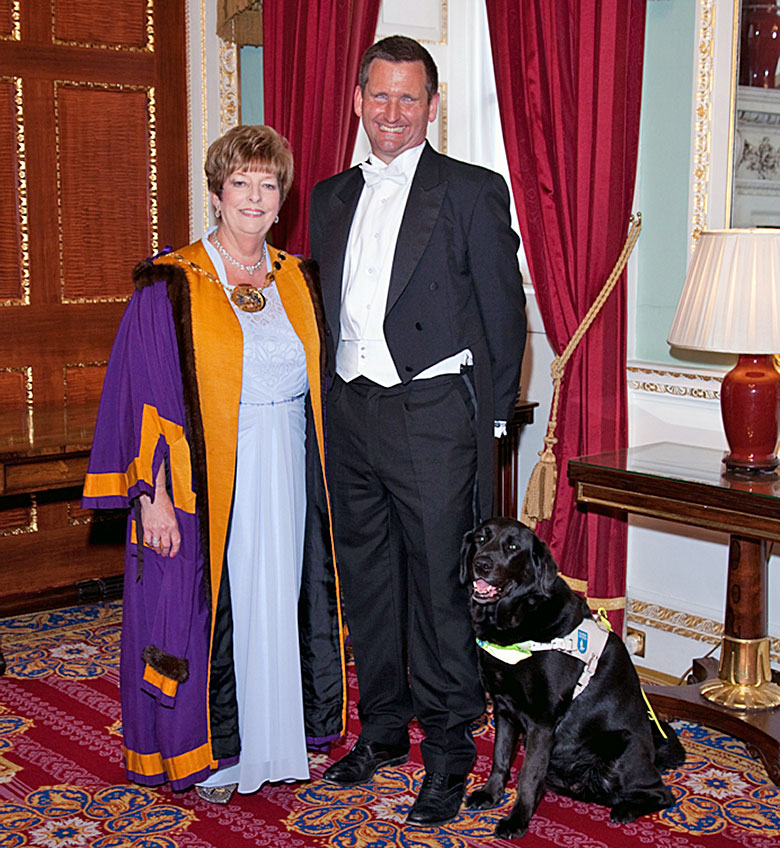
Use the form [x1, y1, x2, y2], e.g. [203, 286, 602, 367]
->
[326, 371, 486, 774]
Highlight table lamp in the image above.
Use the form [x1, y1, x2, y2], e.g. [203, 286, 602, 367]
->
[668, 229, 780, 474]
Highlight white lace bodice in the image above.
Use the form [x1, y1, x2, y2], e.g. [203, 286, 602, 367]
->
[202, 231, 307, 404]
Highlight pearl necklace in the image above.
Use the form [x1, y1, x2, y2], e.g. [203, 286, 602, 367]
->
[209, 233, 274, 312]
[212, 233, 265, 276]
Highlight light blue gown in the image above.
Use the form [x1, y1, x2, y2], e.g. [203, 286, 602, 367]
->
[198, 233, 309, 792]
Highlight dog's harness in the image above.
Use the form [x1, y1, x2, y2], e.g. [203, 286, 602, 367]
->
[476, 617, 610, 699]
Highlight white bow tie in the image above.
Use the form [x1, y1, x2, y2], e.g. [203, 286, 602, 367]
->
[359, 160, 408, 188]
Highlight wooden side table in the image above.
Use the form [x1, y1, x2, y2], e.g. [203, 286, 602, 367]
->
[568, 442, 780, 784]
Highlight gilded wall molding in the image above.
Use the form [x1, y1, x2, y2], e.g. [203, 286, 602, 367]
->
[1, 1, 21, 41]
[627, 597, 780, 667]
[439, 81, 447, 154]
[691, 0, 714, 247]
[199, 0, 210, 232]
[1, 76, 29, 307]
[626, 365, 723, 400]
[183, 0, 193, 240]
[420, 0, 448, 45]
[219, 38, 239, 134]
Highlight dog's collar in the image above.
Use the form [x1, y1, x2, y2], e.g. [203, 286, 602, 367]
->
[476, 617, 610, 699]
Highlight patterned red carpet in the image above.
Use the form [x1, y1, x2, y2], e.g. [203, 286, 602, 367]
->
[0, 601, 778, 847]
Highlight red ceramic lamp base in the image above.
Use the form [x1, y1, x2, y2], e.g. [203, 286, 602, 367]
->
[721, 354, 780, 473]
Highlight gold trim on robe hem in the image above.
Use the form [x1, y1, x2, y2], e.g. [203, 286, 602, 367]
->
[124, 741, 217, 782]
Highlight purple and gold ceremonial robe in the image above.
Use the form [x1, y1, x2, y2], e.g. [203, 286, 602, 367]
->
[83, 241, 346, 790]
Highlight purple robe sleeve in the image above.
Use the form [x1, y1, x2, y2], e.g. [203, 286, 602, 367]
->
[83, 282, 192, 509]
[84, 279, 201, 706]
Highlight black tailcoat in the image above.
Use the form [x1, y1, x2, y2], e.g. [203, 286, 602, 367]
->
[310, 142, 527, 518]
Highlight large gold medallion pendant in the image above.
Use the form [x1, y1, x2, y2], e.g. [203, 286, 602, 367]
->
[231, 285, 266, 313]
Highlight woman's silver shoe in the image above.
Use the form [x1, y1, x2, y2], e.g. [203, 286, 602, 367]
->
[195, 783, 238, 804]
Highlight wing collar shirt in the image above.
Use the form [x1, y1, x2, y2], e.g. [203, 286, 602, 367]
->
[338, 142, 472, 387]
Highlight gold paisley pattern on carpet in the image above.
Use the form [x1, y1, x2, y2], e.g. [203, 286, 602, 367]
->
[0, 600, 778, 848]
[0, 784, 197, 847]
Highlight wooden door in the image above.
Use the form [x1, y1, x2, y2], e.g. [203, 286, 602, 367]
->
[0, 0, 188, 613]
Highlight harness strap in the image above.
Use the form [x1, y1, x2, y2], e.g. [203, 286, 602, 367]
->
[476, 617, 610, 699]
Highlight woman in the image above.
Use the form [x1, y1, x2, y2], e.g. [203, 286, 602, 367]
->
[83, 125, 346, 803]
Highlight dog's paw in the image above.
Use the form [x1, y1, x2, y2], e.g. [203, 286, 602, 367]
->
[495, 814, 529, 839]
[609, 802, 640, 824]
[466, 788, 503, 810]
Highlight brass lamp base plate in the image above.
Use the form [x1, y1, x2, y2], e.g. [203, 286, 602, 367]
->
[700, 679, 780, 711]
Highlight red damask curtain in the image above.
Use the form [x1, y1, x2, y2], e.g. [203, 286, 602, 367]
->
[263, 0, 381, 256]
[486, 0, 647, 633]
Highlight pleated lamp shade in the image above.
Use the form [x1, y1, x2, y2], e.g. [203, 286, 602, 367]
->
[668, 229, 780, 354]
[668, 229, 780, 473]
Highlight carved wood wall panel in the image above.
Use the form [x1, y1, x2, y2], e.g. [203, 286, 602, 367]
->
[0, 0, 188, 613]
[0, 2, 14, 40]
[64, 364, 107, 435]
[0, 368, 25, 409]
[57, 84, 154, 301]
[53, 0, 150, 49]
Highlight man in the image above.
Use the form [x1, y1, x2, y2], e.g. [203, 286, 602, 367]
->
[309, 35, 526, 826]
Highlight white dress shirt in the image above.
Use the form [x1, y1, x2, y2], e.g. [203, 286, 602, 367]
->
[337, 142, 471, 386]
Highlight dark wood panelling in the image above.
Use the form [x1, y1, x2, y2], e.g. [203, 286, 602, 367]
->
[58, 85, 151, 300]
[0, 497, 32, 536]
[0, 1, 12, 39]
[64, 365, 106, 434]
[0, 498, 124, 598]
[0, 368, 25, 407]
[0, 370, 28, 446]
[53, 0, 148, 48]
[0, 0, 187, 611]
[64, 364, 107, 406]
[0, 79, 21, 302]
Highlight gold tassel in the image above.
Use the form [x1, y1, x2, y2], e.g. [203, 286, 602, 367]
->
[518, 213, 642, 531]
[520, 444, 557, 529]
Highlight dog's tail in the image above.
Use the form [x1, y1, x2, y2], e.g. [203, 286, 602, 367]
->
[652, 720, 686, 771]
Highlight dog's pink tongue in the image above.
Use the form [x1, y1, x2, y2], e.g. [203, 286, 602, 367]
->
[474, 579, 497, 596]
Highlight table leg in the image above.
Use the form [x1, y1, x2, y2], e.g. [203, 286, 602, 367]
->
[646, 533, 780, 784]
[494, 426, 520, 518]
[700, 535, 780, 710]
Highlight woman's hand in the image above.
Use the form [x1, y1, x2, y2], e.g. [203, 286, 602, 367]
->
[139, 466, 181, 557]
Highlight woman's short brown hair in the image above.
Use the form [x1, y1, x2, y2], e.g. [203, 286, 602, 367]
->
[205, 125, 294, 202]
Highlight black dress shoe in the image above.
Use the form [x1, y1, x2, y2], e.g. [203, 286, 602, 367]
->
[406, 772, 466, 826]
[322, 738, 409, 786]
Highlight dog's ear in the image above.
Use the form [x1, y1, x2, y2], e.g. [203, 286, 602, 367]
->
[460, 528, 476, 584]
[531, 534, 558, 596]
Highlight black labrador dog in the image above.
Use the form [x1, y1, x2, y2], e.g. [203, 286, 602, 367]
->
[462, 517, 685, 839]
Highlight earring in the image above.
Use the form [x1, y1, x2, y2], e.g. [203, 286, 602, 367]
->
[274, 215, 279, 223]
[215, 207, 221, 219]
